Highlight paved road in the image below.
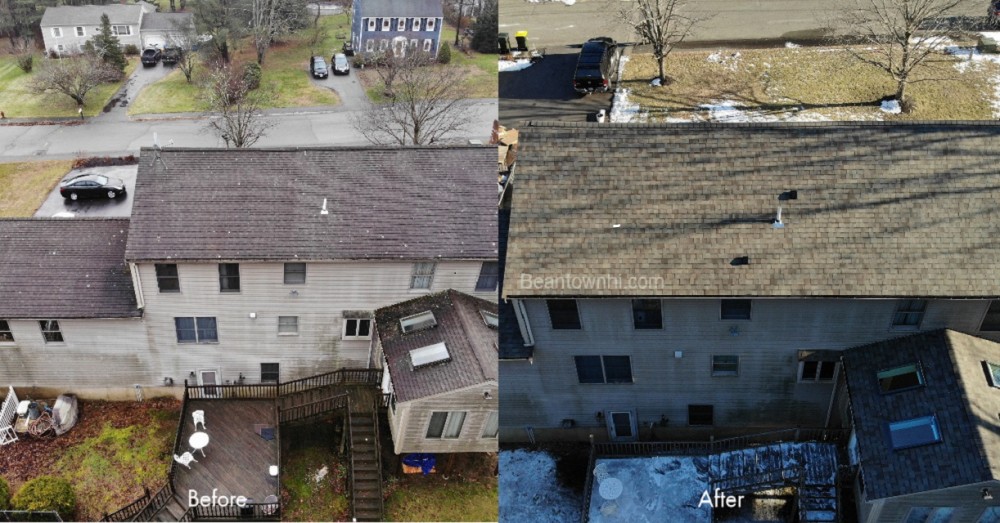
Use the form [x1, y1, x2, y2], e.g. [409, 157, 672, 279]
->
[0, 99, 498, 161]
[34, 165, 138, 218]
[499, 49, 613, 125]
[500, 0, 983, 49]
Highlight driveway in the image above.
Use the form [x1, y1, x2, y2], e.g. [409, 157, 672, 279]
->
[93, 60, 173, 124]
[308, 63, 370, 111]
[34, 165, 138, 218]
[499, 48, 615, 125]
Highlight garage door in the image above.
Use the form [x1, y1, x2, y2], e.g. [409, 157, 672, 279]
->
[143, 35, 166, 49]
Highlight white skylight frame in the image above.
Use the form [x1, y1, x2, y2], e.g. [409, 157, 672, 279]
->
[400, 311, 437, 333]
[410, 341, 450, 368]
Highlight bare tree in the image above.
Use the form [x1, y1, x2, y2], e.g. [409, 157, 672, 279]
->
[29, 56, 121, 106]
[833, 0, 968, 108]
[251, 0, 279, 64]
[167, 18, 199, 83]
[203, 66, 275, 148]
[611, 0, 702, 83]
[352, 52, 473, 146]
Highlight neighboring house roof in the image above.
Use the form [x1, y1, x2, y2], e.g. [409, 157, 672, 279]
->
[498, 206, 529, 360]
[140, 12, 194, 32]
[843, 329, 1000, 499]
[505, 122, 1000, 299]
[375, 290, 497, 403]
[0, 219, 139, 319]
[40, 4, 143, 27]
[357, 0, 442, 17]
[125, 147, 497, 262]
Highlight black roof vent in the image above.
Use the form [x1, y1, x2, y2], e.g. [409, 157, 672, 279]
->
[779, 190, 798, 201]
[731, 256, 750, 266]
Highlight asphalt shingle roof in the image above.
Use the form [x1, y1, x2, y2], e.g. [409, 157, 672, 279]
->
[375, 290, 497, 403]
[0, 219, 139, 319]
[41, 5, 143, 27]
[843, 329, 1000, 499]
[358, 0, 442, 17]
[140, 12, 193, 32]
[125, 147, 497, 262]
[505, 121, 1000, 298]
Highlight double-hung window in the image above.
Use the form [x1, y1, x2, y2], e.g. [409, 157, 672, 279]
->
[175, 317, 218, 343]
[278, 316, 299, 335]
[426, 411, 466, 439]
[219, 263, 240, 292]
[892, 299, 926, 328]
[0, 321, 12, 343]
[476, 261, 499, 291]
[39, 320, 63, 343]
[721, 299, 751, 320]
[712, 355, 739, 376]
[284, 263, 306, 284]
[155, 264, 180, 292]
[343, 318, 372, 340]
[548, 300, 581, 329]
[632, 299, 662, 329]
[410, 262, 435, 289]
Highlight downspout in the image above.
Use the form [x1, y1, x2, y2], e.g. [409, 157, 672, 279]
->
[823, 362, 842, 428]
[512, 298, 535, 347]
[128, 262, 145, 310]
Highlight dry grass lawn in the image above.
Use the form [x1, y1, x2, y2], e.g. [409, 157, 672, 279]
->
[622, 45, 998, 121]
[0, 160, 73, 217]
[0, 56, 138, 118]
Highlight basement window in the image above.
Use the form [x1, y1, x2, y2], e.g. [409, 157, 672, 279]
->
[878, 363, 924, 394]
[889, 415, 942, 451]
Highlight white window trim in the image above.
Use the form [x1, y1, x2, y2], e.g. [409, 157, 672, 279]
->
[410, 262, 436, 290]
[367, 18, 376, 31]
[397, 18, 405, 31]
[111, 25, 131, 36]
[365, 39, 374, 52]
[423, 39, 432, 52]
[410, 38, 418, 49]
[342, 318, 373, 340]
[0, 320, 13, 345]
[278, 316, 299, 336]
[75, 26, 85, 37]
[51, 27, 62, 38]
[39, 320, 64, 344]
[798, 361, 838, 383]
[379, 39, 388, 51]
[176, 317, 219, 344]
[711, 355, 740, 377]
[381, 18, 390, 31]
[426, 411, 466, 439]
[481, 411, 499, 439]
[427, 18, 436, 31]
[413, 18, 421, 31]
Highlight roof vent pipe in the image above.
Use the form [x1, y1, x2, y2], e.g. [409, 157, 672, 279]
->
[320, 198, 329, 215]
[772, 206, 784, 229]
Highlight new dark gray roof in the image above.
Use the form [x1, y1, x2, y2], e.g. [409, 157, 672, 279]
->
[498, 207, 530, 360]
[125, 147, 497, 262]
[358, 0, 442, 17]
[505, 122, 1000, 298]
[843, 329, 1000, 499]
[41, 5, 144, 27]
[375, 290, 497, 403]
[140, 12, 193, 32]
[0, 219, 139, 319]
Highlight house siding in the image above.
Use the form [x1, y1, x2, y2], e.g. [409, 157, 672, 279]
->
[500, 297, 997, 440]
[42, 24, 141, 54]
[856, 480, 1000, 522]
[388, 383, 498, 455]
[136, 260, 494, 387]
[0, 318, 151, 388]
[353, 12, 442, 57]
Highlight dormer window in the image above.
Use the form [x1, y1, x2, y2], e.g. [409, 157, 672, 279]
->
[382, 18, 391, 31]
[397, 18, 405, 31]
[877, 363, 924, 394]
[367, 18, 376, 31]
[401, 311, 437, 333]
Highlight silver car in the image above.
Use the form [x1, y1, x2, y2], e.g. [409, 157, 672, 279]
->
[333, 53, 350, 75]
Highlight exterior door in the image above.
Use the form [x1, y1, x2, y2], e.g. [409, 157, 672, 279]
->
[607, 410, 637, 441]
[392, 36, 407, 57]
[199, 369, 220, 397]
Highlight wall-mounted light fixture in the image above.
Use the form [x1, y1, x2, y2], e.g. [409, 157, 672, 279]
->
[163, 377, 174, 385]
[483, 391, 493, 400]
[249, 312, 257, 319]
[984, 488, 994, 500]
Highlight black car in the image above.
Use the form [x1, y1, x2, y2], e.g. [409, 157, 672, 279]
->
[573, 37, 615, 94]
[141, 48, 161, 67]
[342, 41, 355, 57]
[310, 56, 328, 78]
[332, 53, 350, 75]
[59, 173, 127, 201]
[161, 47, 181, 66]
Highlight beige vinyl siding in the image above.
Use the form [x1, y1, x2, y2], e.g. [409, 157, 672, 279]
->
[501, 297, 996, 435]
[136, 260, 493, 386]
[388, 383, 498, 455]
[42, 24, 141, 54]
[0, 318, 152, 387]
[858, 480, 1000, 523]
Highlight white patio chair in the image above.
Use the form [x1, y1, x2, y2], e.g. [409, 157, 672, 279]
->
[192, 410, 206, 431]
[173, 452, 198, 469]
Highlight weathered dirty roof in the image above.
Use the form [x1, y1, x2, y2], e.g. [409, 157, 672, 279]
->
[375, 290, 497, 403]
[41, 4, 144, 27]
[358, 0, 442, 17]
[843, 329, 1000, 499]
[125, 147, 497, 262]
[505, 122, 1000, 298]
[140, 12, 193, 32]
[0, 219, 139, 319]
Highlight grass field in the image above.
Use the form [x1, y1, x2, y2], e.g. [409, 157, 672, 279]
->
[621, 45, 997, 121]
[130, 15, 347, 114]
[281, 445, 350, 522]
[0, 160, 74, 217]
[0, 56, 137, 118]
[384, 475, 498, 522]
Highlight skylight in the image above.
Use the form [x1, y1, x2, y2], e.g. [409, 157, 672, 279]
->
[410, 342, 450, 368]
[888, 415, 941, 450]
[877, 363, 924, 394]
[985, 361, 1000, 388]
[400, 311, 437, 334]
[481, 310, 498, 329]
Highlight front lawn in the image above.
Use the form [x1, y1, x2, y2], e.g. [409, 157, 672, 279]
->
[620, 45, 997, 121]
[0, 55, 137, 118]
[0, 398, 180, 521]
[281, 437, 350, 521]
[130, 15, 347, 114]
[0, 160, 74, 217]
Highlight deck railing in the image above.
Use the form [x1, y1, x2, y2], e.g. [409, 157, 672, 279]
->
[131, 483, 174, 522]
[370, 395, 385, 521]
[346, 405, 357, 521]
[279, 393, 350, 424]
[185, 382, 278, 401]
[379, 393, 391, 410]
[187, 503, 280, 521]
[579, 438, 598, 523]
[710, 465, 805, 496]
[278, 368, 381, 396]
[100, 487, 151, 522]
[591, 427, 850, 459]
[0, 510, 63, 522]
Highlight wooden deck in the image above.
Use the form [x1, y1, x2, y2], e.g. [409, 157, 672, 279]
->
[173, 400, 279, 505]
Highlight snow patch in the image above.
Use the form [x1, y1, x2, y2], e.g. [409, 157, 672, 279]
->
[499, 59, 533, 72]
[588, 456, 711, 523]
[500, 450, 581, 523]
[880, 99, 901, 114]
[313, 465, 329, 483]
[707, 50, 741, 71]
[562, 0, 577, 4]
[785, 42, 801, 48]
[610, 88, 645, 122]
[944, 45, 1000, 117]
[650, 78, 661, 87]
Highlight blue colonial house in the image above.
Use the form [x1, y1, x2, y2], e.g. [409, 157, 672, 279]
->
[352, 0, 444, 58]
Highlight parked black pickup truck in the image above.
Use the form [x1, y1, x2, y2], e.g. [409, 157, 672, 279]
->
[161, 47, 180, 66]
[573, 37, 615, 94]
[141, 48, 161, 67]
